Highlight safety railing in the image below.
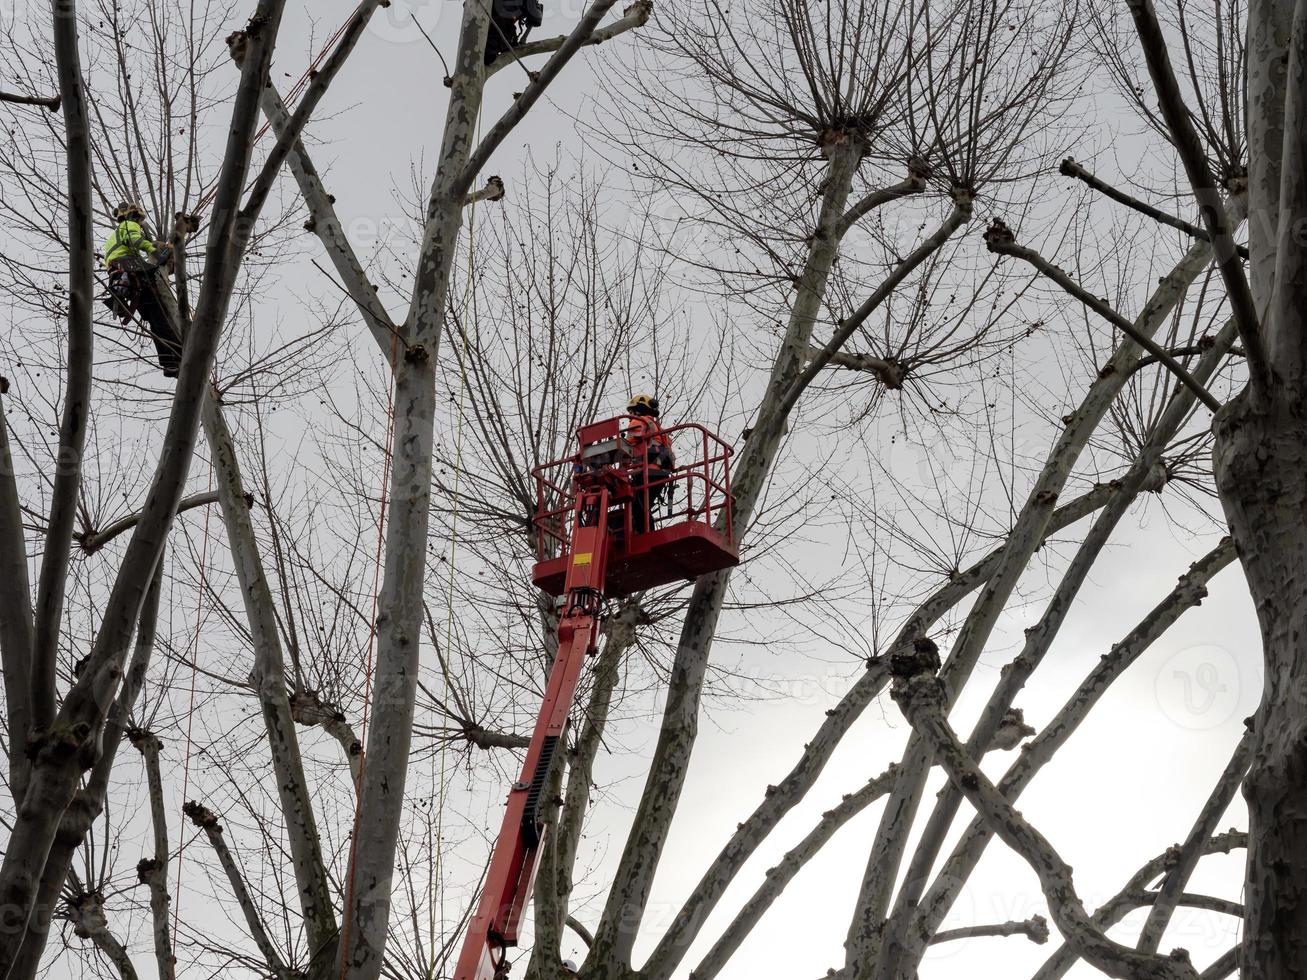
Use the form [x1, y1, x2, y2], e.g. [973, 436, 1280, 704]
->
[532, 417, 735, 563]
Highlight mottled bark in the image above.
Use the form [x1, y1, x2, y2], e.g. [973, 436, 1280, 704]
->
[1214, 398, 1307, 977]
[592, 135, 867, 968]
[29, 0, 97, 761]
[909, 542, 1239, 965]
[644, 481, 1123, 980]
[1136, 732, 1253, 953]
[203, 396, 337, 965]
[339, 5, 635, 976]
[892, 671, 1200, 980]
[0, 4, 292, 969]
[880, 321, 1240, 979]
[1031, 832, 1246, 980]
[847, 228, 1229, 977]
[183, 802, 292, 979]
[131, 730, 175, 980]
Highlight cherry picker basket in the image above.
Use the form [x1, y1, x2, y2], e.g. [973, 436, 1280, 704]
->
[531, 416, 738, 597]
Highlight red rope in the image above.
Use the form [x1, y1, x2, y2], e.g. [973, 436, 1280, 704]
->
[171, 461, 216, 959]
[338, 335, 399, 978]
[192, 14, 354, 216]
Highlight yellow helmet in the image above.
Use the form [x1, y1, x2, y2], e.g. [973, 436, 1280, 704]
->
[627, 393, 660, 417]
[113, 201, 145, 223]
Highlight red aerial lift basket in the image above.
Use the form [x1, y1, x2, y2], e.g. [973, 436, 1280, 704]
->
[532, 417, 739, 598]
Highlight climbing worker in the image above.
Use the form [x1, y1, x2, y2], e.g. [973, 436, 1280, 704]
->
[484, 0, 544, 64]
[624, 394, 677, 533]
[102, 202, 183, 377]
[561, 960, 578, 976]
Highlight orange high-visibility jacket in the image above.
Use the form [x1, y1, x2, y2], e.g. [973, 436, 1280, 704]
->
[626, 416, 675, 469]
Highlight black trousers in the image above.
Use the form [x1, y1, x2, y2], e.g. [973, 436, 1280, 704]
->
[136, 287, 182, 371]
[631, 469, 671, 534]
[109, 256, 181, 372]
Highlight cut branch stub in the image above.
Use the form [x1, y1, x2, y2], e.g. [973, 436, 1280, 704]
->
[989, 709, 1037, 752]
[984, 218, 1017, 252]
[126, 728, 162, 755]
[136, 857, 163, 885]
[182, 801, 222, 833]
[890, 636, 941, 680]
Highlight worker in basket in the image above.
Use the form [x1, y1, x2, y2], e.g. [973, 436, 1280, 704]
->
[624, 393, 676, 533]
[102, 202, 183, 377]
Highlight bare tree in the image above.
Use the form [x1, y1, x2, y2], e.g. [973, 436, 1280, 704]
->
[6, 1, 1298, 979]
[0, 0, 652, 978]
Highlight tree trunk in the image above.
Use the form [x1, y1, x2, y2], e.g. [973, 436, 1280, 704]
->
[591, 133, 865, 969]
[1214, 394, 1307, 978]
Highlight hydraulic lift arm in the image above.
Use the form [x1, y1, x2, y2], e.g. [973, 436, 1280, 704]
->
[453, 488, 613, 980]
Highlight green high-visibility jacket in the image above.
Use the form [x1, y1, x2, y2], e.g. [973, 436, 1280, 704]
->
[103, 220, 156, 268]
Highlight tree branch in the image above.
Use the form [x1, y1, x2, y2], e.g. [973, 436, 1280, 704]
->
[834, 164, 929, 237]
[464, 175, 506, 207]
[931, 916, 1050, 946]
[1137, 731, 1253, 953]
[1124, 0, 1271, 394]
[786, 199, 970, 413]
[129, 730, 175, 980]
[289, 689, 362, 785]
[183, 802, 292, 980]
[1199, 948, 1239, 980]
[0, 90, 60, 110]
[236, 0, 388, 223]
[910, 541, 1240, 963]
[0, 4, 294, 967]
[645, 480, 1125, 980]
[1059, 158, 1249, 259]
[566, 916, 594, 949]
[254, 80, 397, 358]
[30, 0, 99, 755]
[848, 223, 1241, 973]
[67, 892, 139, 980]
[891, 669, 1200, 980]
[689, 766, 899, 980]
[77, 491, 225, 554]
[457, 0, 629, 197]
[203, 396, 337, 960]
[984, 219, 1221, 411]
[1031, 833, 1247, 980]
[804, 347, 905, 388]
[879, 325, 1242, 978]
[486, 0, 653, 78]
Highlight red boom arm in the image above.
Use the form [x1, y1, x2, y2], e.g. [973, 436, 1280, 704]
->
[453, 486, 613, 980]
